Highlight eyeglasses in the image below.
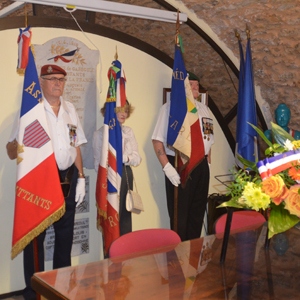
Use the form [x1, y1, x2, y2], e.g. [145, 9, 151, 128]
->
[42, 77, 67, 83]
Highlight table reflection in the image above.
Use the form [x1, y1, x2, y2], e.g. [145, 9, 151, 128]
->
[32, 223, 300, 299]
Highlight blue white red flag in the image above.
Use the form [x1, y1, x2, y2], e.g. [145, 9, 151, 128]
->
[257, 149, 300, 181]
[12, 44, 64, 259]
[167, 45, 205, 187]
[96, 64, 123, 254]
[48, 48, 78, 63]
[17, 26, 32, 74]
[235, 37, 259, 168]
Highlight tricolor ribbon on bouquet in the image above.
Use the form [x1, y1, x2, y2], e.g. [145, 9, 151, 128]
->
[257, 149, 300, 180]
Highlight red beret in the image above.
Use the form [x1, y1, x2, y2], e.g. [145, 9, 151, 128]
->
[40, 65, 67, 76]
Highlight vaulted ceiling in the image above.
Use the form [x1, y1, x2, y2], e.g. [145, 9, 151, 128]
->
[2, 0, 299, 153]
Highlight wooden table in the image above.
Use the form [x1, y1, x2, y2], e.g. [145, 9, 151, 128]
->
[32, 223, 300, 299]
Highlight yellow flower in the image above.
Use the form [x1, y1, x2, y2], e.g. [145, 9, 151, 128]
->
[241, 182, 270, 211]
[284, 184, 300, 217]
[292, 140, 300, 150]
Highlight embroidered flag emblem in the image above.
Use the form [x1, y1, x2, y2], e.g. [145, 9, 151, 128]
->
[23, 119, 50, 148]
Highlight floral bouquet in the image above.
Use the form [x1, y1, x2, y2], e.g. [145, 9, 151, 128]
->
[219, 122, 300, 238]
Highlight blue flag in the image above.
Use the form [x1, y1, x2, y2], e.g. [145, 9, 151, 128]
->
[235, 40, 245, 147]
[96, 65, 123, 254]
[235, 38, 259, 168]
[167, 45, 205, 186]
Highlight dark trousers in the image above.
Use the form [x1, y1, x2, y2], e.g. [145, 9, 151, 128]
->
[23, 166, 78, 300]
[165, 155, 210, 242]
[119, 165, 133, 236]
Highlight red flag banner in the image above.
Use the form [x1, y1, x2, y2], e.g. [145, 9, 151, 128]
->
[11, 40, 64, 259]
[96, 62, 123, 254]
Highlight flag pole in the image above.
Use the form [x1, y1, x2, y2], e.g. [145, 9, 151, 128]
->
[115, 45, 118, 60]
[173, 10, 181, 234]
[33, 238, 41, 300]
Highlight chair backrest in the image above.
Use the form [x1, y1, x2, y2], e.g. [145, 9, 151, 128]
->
[214, 211, 266, 234]
[109, 228, 181, 258]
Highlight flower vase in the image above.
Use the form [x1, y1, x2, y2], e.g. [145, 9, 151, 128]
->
[272, 232, 289, 255]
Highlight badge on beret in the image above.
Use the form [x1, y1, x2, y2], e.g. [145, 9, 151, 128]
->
[47, 66, 53, 74]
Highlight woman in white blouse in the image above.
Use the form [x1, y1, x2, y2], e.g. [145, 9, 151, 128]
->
[93, 100, 142, 236]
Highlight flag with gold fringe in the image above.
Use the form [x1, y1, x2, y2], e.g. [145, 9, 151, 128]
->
[167, 42, 205, 187]
[11, 31, 64, 259]
[96, 61, 123, 255]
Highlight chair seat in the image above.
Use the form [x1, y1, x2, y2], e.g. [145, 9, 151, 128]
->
[109, 228, 181, 258]
[214, 210, 266, 234]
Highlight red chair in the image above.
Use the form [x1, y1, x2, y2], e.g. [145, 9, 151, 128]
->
[214, 210, 266, 234]
[214, 210, 266, 263]
[109, 228, 181, 258]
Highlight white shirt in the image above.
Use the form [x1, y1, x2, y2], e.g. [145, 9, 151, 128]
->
[93, 125, 142, 173]
[9, 96, 87, 170]
[152, 101, 214, 156]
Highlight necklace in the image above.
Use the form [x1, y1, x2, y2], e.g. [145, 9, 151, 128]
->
[50, 102, 61, 108]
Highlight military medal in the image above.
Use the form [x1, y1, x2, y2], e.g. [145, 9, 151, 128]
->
[202, 117, 213, 141]
[68, 124, 77, 146]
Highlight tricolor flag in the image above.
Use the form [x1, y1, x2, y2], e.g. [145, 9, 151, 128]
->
[12, 43, 65, 259]
[96, 63, 123, 254]
[167, 44, 205, 187]
[17, 26, 32, 74]
[235, 36, 259, 168]
[257, 149, 300, 181]
[48, 48, 78, 63]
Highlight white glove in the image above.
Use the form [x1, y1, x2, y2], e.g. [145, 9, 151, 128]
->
[123, 154, 129, 163]
[163, 162, 181, 187]
[75, 178, 85, 207]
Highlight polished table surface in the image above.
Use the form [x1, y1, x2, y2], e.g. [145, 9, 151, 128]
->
[32, 223, 300, 299]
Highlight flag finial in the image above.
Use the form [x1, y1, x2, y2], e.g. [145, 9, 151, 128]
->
[175, 10, 184, 53]
[246, 24, 250, 39]
[115, 46, 118, 61]
[235, 30, 241, 41]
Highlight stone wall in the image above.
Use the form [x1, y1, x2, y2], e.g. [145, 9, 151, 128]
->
[2, 0, 300, 138]
[180, 0, 300, 131]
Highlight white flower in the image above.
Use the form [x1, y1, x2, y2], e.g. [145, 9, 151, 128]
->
[284, 139, 294, 151]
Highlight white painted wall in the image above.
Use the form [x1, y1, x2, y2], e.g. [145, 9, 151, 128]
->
[0, 27, 234, 295]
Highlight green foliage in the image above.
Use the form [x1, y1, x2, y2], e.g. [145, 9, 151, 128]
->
[237, 155, 258, 172]
[268, 202, 299, 238]
[271, 122, 295, 146]
[225, 168, 262, 201]
[217, 199, 244, 209]
[249, 123, 273, 148]
[278, 169, 297, 189]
